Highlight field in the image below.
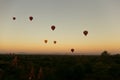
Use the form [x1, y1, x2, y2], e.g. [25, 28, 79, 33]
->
[0, 53, 120, 80]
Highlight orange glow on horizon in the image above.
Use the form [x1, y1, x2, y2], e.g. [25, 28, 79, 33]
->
[0, 41, 120, 54]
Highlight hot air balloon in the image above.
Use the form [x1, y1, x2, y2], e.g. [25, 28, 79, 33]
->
[53, 41, 57, 44]
[13, 17, 16, 20]
[44, 40, 48, 44]
[83, 30, 88, 36]
[29, 16, 33, 21]
[71, 48, 74, 53]
[51, 25, 55, 31]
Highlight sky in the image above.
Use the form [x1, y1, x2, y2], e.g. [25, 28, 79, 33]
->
[0, 0, 120, 55]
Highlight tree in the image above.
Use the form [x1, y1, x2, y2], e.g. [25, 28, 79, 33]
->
[101, 51, 110, 56]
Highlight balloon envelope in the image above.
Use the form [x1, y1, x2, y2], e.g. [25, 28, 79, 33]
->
[29, 16, 33, 21]
[44, 40, 48, 43]
[13, 17, 16, 20]
[53, 41, 57, 44]
[83, 30, 88, 36]
[51, 25, 55, 31]
[71, 48, 74, 53]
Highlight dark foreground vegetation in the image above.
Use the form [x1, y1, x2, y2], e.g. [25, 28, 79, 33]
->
[0, 51, 120, 80]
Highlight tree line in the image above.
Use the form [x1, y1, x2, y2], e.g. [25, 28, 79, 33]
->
[0, 51, 120, 80]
